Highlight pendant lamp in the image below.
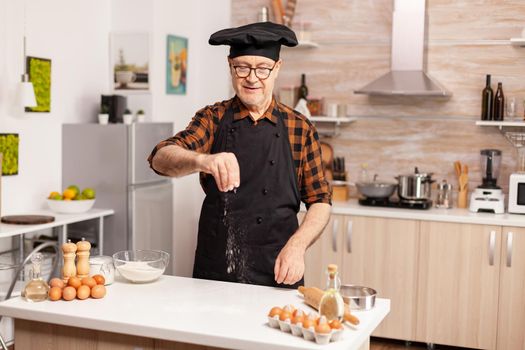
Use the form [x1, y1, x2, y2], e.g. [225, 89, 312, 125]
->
[19, 0, 36, 108]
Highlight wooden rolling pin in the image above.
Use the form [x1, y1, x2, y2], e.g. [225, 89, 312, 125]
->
[298, 286, 360, 325]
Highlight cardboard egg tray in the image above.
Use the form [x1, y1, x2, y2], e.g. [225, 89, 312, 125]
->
[267, 315, 343, 345]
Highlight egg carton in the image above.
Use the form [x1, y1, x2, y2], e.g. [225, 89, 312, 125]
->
[267, 315, 343, 345]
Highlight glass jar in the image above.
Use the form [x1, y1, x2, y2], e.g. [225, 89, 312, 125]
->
[89, 255, 115, 285]
[435, 180, 453, 209]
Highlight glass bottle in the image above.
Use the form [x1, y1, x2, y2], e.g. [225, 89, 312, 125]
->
[298, 74, 308, 100]
[493, 82, 505, 121]
[481, 74, 494, 121]
[22, 253, 49, 302]
[319, 264, 345, 322]
[359, 163, 370, 183]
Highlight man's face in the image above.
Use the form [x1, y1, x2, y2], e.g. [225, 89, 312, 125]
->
[229, 55, 281, 110]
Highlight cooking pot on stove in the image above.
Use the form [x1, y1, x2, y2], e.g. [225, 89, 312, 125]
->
[396, 167, 434, 201]
[356, 174, 397, 199]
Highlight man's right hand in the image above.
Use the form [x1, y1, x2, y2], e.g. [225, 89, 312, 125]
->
[198, 152, 240, 192]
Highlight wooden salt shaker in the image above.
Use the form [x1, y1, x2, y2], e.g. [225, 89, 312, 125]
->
[76, 238, 91, 279]
[62, 240, 77, 283]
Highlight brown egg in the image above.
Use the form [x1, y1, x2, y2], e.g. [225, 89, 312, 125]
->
[68, 276, 81, 289]
[48, 287, 62, 301]
[91, 284, 106, 299]
[315, 316, 332, 334]
[62, 286, 76, 301]
[291, 310, 305, 325]
[329, 319, 343, 330]
[81, 277, 97, 288]
[92, 274, 105, 285]
[77, 285, 90, 300]
[49, 278, 64, 289]
[279, 310, 292, 322]
[268, 306, 282, 318]
[302, 318, 314, 329]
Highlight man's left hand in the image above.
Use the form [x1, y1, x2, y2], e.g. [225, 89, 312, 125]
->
[274, 243, 306, 285]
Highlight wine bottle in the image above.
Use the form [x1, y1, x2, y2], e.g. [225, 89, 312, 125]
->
[481, 74, 494, 120]
[493, 82, 505, 121]
[298, 74, 308, 100]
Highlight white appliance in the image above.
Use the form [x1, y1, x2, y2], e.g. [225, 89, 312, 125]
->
[508, 173, 525, 214]
[506, 132, 525, 214]
[469, 149, 505, 214]
[469, 188, 505, 214]
[62, 123, 174, 273]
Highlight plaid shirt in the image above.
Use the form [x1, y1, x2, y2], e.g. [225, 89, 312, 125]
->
[148, 96, 331, 207]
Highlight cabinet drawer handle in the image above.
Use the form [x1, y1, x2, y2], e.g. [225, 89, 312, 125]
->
[332, 219, 339, 253]
[489, 230, 496, 266]
[346, 220, 353, 253]
[506, 232, 513, 268]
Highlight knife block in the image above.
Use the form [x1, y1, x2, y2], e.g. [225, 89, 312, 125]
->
[332, 184, 349, 202]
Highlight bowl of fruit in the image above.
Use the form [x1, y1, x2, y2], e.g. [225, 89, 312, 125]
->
[47, 185, 96, 214]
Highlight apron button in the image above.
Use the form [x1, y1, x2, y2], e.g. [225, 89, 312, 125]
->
[229, 127, 235, 133]
[256, 217, 263, 224]
[275, 132, 281, 138]
[269, 160, 276, 165]
[262, 188, 268, 195]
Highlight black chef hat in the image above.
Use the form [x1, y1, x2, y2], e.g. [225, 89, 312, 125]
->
[209, 22, 298, 61]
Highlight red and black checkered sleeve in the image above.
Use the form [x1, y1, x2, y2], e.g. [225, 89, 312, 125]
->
[300, 125, 332, 207]
[147, 107, 216, 175]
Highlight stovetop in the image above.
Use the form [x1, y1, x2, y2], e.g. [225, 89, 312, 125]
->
[358, 197, 433, 210]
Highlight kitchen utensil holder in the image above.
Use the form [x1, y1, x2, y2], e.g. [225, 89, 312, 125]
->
[458, 190, 468, 209]
[332, 183, 349, 202]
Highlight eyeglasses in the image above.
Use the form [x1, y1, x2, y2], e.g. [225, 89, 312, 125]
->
[230, 61, 277, 80]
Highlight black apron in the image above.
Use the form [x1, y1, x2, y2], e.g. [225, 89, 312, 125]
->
[193, 101, 303, 288]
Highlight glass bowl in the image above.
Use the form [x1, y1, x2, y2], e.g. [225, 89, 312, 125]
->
[112, 250, 169, 283]
[46, 199, 95, 214]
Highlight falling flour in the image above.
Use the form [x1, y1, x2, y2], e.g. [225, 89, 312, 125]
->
[222, 192, 249, 283]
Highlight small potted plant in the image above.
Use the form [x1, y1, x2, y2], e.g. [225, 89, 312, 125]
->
[136, 109, 146, 123]
[98, 105, 109, 125]
[123, 108, 133, 125]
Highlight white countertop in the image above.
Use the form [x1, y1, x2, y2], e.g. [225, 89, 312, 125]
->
[308, 200, 525, 227]
[0, 208, 114, 238]
[0, 275, 389, 350]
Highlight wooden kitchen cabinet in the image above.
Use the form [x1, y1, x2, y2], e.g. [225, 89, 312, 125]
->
[497, 226, 525, 350]
[303, 213, 344, 288]
[341, 216, 419, 340]
[416, 222, 501, 349]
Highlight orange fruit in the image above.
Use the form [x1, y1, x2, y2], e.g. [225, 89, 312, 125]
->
[62, 189, 76, 200]
[48, 191, 60, 199]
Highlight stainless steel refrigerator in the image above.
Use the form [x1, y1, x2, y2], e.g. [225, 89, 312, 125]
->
[62, 123, 173, 274]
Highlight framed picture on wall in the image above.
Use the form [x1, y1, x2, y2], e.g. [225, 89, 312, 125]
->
[166, 35, 188, 95]
[110, 32, 150, 92]
[0, 133, 19, 176]
[25, 56, 51, 113]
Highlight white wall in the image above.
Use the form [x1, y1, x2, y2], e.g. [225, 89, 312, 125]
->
[150, 0, 231, 277]
[0, 0, 231, 277]
[0, 0, 111, 214]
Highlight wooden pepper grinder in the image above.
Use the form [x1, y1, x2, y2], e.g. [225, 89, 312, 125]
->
[61, 240, 77, 283]
[76, 238, 91, 279]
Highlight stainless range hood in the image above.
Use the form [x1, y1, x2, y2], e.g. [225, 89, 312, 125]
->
[354, 0, 451, 97]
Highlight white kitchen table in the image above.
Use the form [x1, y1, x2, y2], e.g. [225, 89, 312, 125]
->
[0, 275, 389, 350]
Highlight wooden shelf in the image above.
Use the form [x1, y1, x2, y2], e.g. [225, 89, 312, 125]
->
[308, 116, 356, 137]
[510, 38, 525, 47]
[476, 120, 525, 128]
[309, 116, 356, 124]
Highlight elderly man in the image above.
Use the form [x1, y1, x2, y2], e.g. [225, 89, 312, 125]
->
[148, 22, 331, 288]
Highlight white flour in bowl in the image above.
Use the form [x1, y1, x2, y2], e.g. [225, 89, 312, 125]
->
[116, 261, 164, 283]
